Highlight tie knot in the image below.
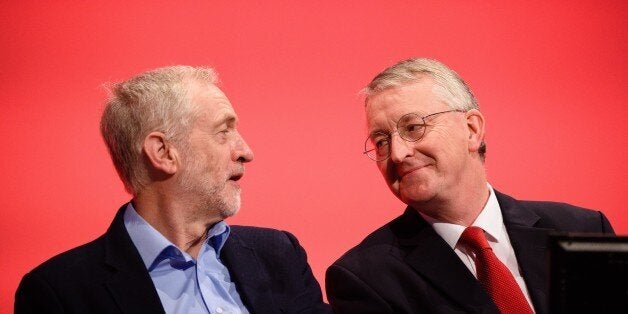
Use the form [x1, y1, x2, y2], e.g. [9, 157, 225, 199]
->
[459, 226, 491, 251]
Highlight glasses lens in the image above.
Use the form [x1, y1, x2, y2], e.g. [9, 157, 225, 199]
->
[398, 113, 426, 142]
[364, 133, 390, 161]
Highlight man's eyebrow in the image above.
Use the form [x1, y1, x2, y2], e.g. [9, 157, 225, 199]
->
[368, 129, 389, 138]
[215, 114, 237, 126]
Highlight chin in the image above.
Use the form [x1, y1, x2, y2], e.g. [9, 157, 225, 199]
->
[220, 207, 239, 219]
[399, 185, 436, 205]
[219, 196, 241, 218]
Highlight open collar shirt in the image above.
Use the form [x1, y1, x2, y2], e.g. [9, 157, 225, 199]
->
[124, 203, 249, 314]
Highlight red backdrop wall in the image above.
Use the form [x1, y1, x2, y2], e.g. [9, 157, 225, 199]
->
[2, 1, 626, 311]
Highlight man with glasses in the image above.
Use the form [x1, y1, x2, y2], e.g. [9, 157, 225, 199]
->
[325, 58, 614, 313]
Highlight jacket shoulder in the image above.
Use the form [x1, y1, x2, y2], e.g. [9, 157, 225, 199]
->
[230, 225, 287, 237]
[26, 235, 106, 281]
[228, 225, 308, 255]
[496, 190, 614, 233]
[15, 235, 109, 313]
[330, 218, 400, 268]
[523, 200, 610, 231]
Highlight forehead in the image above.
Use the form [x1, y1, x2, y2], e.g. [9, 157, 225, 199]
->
[192, 82, 238, 123]
[365, 79, 448, 129]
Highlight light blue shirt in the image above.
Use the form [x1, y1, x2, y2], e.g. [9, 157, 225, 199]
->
[123, 203, 249, 314]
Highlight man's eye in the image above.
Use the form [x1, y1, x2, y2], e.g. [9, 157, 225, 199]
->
[404, 124, 424, 133]
[374, 138, 389, 149]
[215, 129, 231, 141]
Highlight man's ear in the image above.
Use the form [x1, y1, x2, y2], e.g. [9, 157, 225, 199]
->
[142, 132, 179, 175]
[465, 109, 485, 154]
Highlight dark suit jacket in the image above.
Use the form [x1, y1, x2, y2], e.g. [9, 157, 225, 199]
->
[325, 190, 614, 314]
[16, 205, 330, 314]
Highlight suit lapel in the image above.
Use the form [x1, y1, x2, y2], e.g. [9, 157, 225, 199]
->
[392, 208, 499, 313]
[222, 232, 277, 314]
[496, 190, 552, 314]
[103, 205, 165, 314]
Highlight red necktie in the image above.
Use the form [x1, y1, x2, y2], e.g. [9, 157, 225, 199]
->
[459, 226, 534, 314]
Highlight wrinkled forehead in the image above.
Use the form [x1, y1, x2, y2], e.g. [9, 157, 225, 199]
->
[192, 82, 238, 124]
[192, 82, 229, 104]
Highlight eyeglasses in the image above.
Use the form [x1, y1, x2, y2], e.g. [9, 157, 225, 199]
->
[363, 109, 465, 161]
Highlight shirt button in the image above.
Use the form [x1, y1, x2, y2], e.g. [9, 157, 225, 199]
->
[216, 307, 223, 313]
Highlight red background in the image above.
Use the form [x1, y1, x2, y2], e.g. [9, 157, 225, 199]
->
[2, 1, 626, 311]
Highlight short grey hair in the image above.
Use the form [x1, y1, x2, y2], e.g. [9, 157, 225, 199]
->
[100, 65, 218, 194]
[364, 58, 486, 159]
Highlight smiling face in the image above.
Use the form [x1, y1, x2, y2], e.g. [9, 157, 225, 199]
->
[178, 82, 254, 219]
[366, 78, 477, 210]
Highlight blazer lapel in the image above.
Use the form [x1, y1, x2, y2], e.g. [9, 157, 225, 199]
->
[496, 191, 552, 314]
[222, 232, 277, 314]
[103, 205, 165, 314]
[392, 208, 500, 313]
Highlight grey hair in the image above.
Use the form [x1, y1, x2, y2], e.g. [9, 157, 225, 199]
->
[100, 65, 219, 194]
[363, 58, 486, 159]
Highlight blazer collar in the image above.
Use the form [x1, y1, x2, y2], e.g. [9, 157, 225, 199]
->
[103, 204, 165, 314]
[495, 190, 552, 314]
[391, 207, 500, 313]
[221, 231, 278, 314]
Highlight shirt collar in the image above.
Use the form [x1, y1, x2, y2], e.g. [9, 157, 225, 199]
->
[472, 184, 504, 243]
[123, 203, 231, 271]
[206, 219, 230, 255]
[420, 183, 504, 249]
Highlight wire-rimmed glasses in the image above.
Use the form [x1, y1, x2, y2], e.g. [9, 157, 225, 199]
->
[363, 109, 465, 161]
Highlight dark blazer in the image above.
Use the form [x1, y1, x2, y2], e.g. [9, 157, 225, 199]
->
[325, 190, 614, 314]
[16, 205, 331, 314]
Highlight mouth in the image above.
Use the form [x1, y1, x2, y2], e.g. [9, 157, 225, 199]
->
[397, 165, 428, 179]
[228, 171, 244, 183]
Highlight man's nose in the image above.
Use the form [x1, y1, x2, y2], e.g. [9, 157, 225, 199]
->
[234, 131, 254, 163]
[389, 134, 414, 163]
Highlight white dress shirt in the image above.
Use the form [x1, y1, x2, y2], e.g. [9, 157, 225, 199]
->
[419, 184, 535, 311]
